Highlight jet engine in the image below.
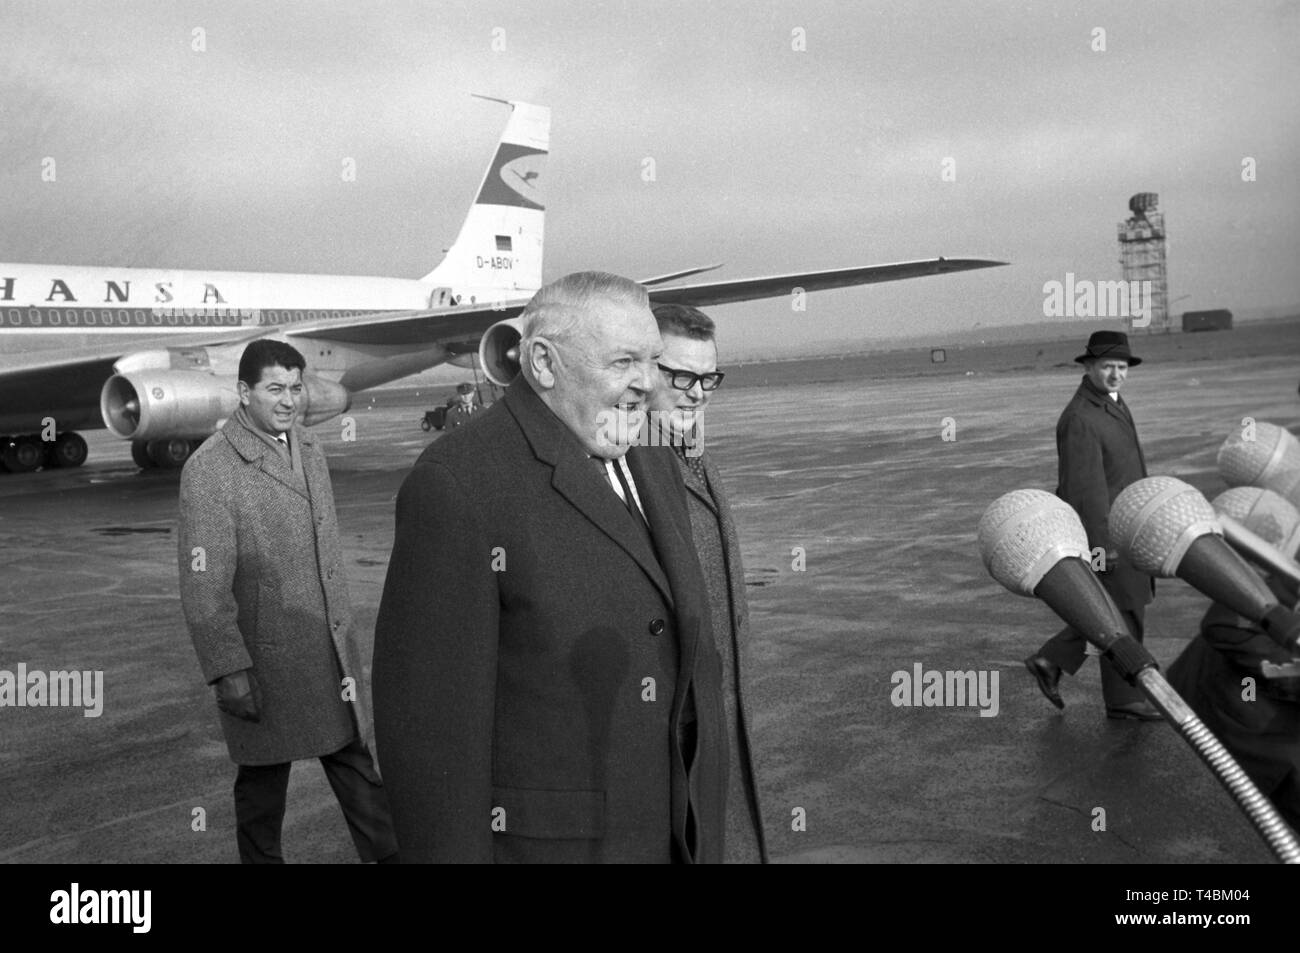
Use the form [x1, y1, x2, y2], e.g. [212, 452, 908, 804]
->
[101, 370, 350, 441]
[477, 317, 525, 386]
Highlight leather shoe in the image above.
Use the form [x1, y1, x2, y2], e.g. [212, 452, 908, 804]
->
[1024, 655, 1064, 709]
[1106, 702, 1163, 722]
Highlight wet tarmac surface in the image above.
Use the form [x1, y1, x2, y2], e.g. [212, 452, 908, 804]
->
[2, 320, 1297, 863]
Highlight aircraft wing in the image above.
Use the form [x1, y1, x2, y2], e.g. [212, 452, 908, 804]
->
[0, 330, 268, 433]
[0, 256, 1006, 432]
[0, 353, 125, 432]
[645, 257, 1007, 307]
[285, 302, 526, 347]
[285, 256, 1007, 346]
[0, 305, 518, 431]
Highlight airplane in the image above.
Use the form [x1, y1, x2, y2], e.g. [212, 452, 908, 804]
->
[0, 96, 1007, 474]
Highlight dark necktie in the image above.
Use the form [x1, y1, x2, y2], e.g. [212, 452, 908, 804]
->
[675, 444, 708, 486]
[609, 458, 651, 535]
[594, 456, 663, 570]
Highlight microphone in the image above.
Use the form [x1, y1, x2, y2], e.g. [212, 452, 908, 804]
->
[1211, 487, 1300, 589]
[1110, 476, 1300, 652]
[1212, 486, 1300, 557]
[979, 486, 1300, 864]
[1217, 422, 1300, 508]
[978, 489, 1133, 652]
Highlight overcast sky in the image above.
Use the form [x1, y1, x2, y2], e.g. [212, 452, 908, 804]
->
[1, 0, 1296, 359]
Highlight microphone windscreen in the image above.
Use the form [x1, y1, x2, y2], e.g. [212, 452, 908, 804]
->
[1212, 486, 1300, 558]
[1217, 422, 1300, 499]
[978, 489, 1089, 596]
[1110, 476, 1221, 577]
[1218, 514, 1300, 590]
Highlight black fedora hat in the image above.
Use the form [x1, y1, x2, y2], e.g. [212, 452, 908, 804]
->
[1074, 330, 1142, 367]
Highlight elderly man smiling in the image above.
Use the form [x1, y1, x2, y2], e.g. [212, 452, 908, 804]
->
[373, 272, 728, 864]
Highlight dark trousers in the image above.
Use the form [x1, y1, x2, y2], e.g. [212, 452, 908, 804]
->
[1038, 606, 1146, 708]
[671, 719, 699, 865]
[233, 737, 398, 863]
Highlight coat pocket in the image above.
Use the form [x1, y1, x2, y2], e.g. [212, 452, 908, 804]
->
[490, 785, 606, 840]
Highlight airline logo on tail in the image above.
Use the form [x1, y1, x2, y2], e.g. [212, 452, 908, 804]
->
[422, 98, 549, 298]
[480, 143, 545, 211]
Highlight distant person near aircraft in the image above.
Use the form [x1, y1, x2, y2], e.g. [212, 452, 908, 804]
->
[444, 382, 482, 430]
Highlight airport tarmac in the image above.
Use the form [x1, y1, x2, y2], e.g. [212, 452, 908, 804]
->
[1, 319, 1297, 864]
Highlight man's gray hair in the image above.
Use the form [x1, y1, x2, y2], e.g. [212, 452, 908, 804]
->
[519, 271, 648, 352]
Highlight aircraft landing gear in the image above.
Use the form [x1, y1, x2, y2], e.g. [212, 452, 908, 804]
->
[134, 438, 201, 470]
[131, 440, 154, 469]
[1, 434, 50, 473]
[48, 432, 89, 468]
[0, 431, 91, 473]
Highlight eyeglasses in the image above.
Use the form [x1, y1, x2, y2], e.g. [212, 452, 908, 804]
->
[658, 363, 724, 392]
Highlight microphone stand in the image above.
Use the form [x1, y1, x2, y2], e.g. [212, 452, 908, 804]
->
[1114, 643, 1300, 863]
[1131, 665, 1300, 863]
[1037, 559, 1300, 863]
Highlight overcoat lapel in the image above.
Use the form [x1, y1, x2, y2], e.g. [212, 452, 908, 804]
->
[294, 428, 325, 502]
[700, 453, 744, 631]
[680, 455, 718, 516]
[505, 382, 675, 609]
[1077, 378, 1147, 474]
[222, 416, 310, 501]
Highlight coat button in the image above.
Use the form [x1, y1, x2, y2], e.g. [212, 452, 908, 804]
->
[649, 618, 665, 636]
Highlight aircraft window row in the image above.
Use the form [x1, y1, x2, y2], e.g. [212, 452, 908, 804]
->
[259, 310, 365, 323]
[7, 308, 248, 327]
[6, 307, 373, 327]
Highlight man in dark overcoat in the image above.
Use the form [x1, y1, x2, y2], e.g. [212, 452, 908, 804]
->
[178, 339, 397, 863]
[372, 272, 728, 863]
[1166, 585, 1300, 831]
[647, 303, 767, 863]
[1024, 330, 1159, 720]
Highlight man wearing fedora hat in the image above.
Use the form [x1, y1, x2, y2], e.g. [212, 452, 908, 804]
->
[1024, 330, 1160, 720]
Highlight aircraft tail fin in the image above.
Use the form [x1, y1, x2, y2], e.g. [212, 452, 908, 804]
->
[421, 99, 549, 304]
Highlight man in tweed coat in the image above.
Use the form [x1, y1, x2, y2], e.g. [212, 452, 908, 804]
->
[1024, 331, 1158, 720]
[373, 272, 728, 864]
[646, 304, 767, 863]
[178, 339, 398, 863]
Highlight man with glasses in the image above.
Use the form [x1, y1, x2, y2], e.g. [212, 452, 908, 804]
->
[373, 273, 729, 863]
[647, 303, 767, 863]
